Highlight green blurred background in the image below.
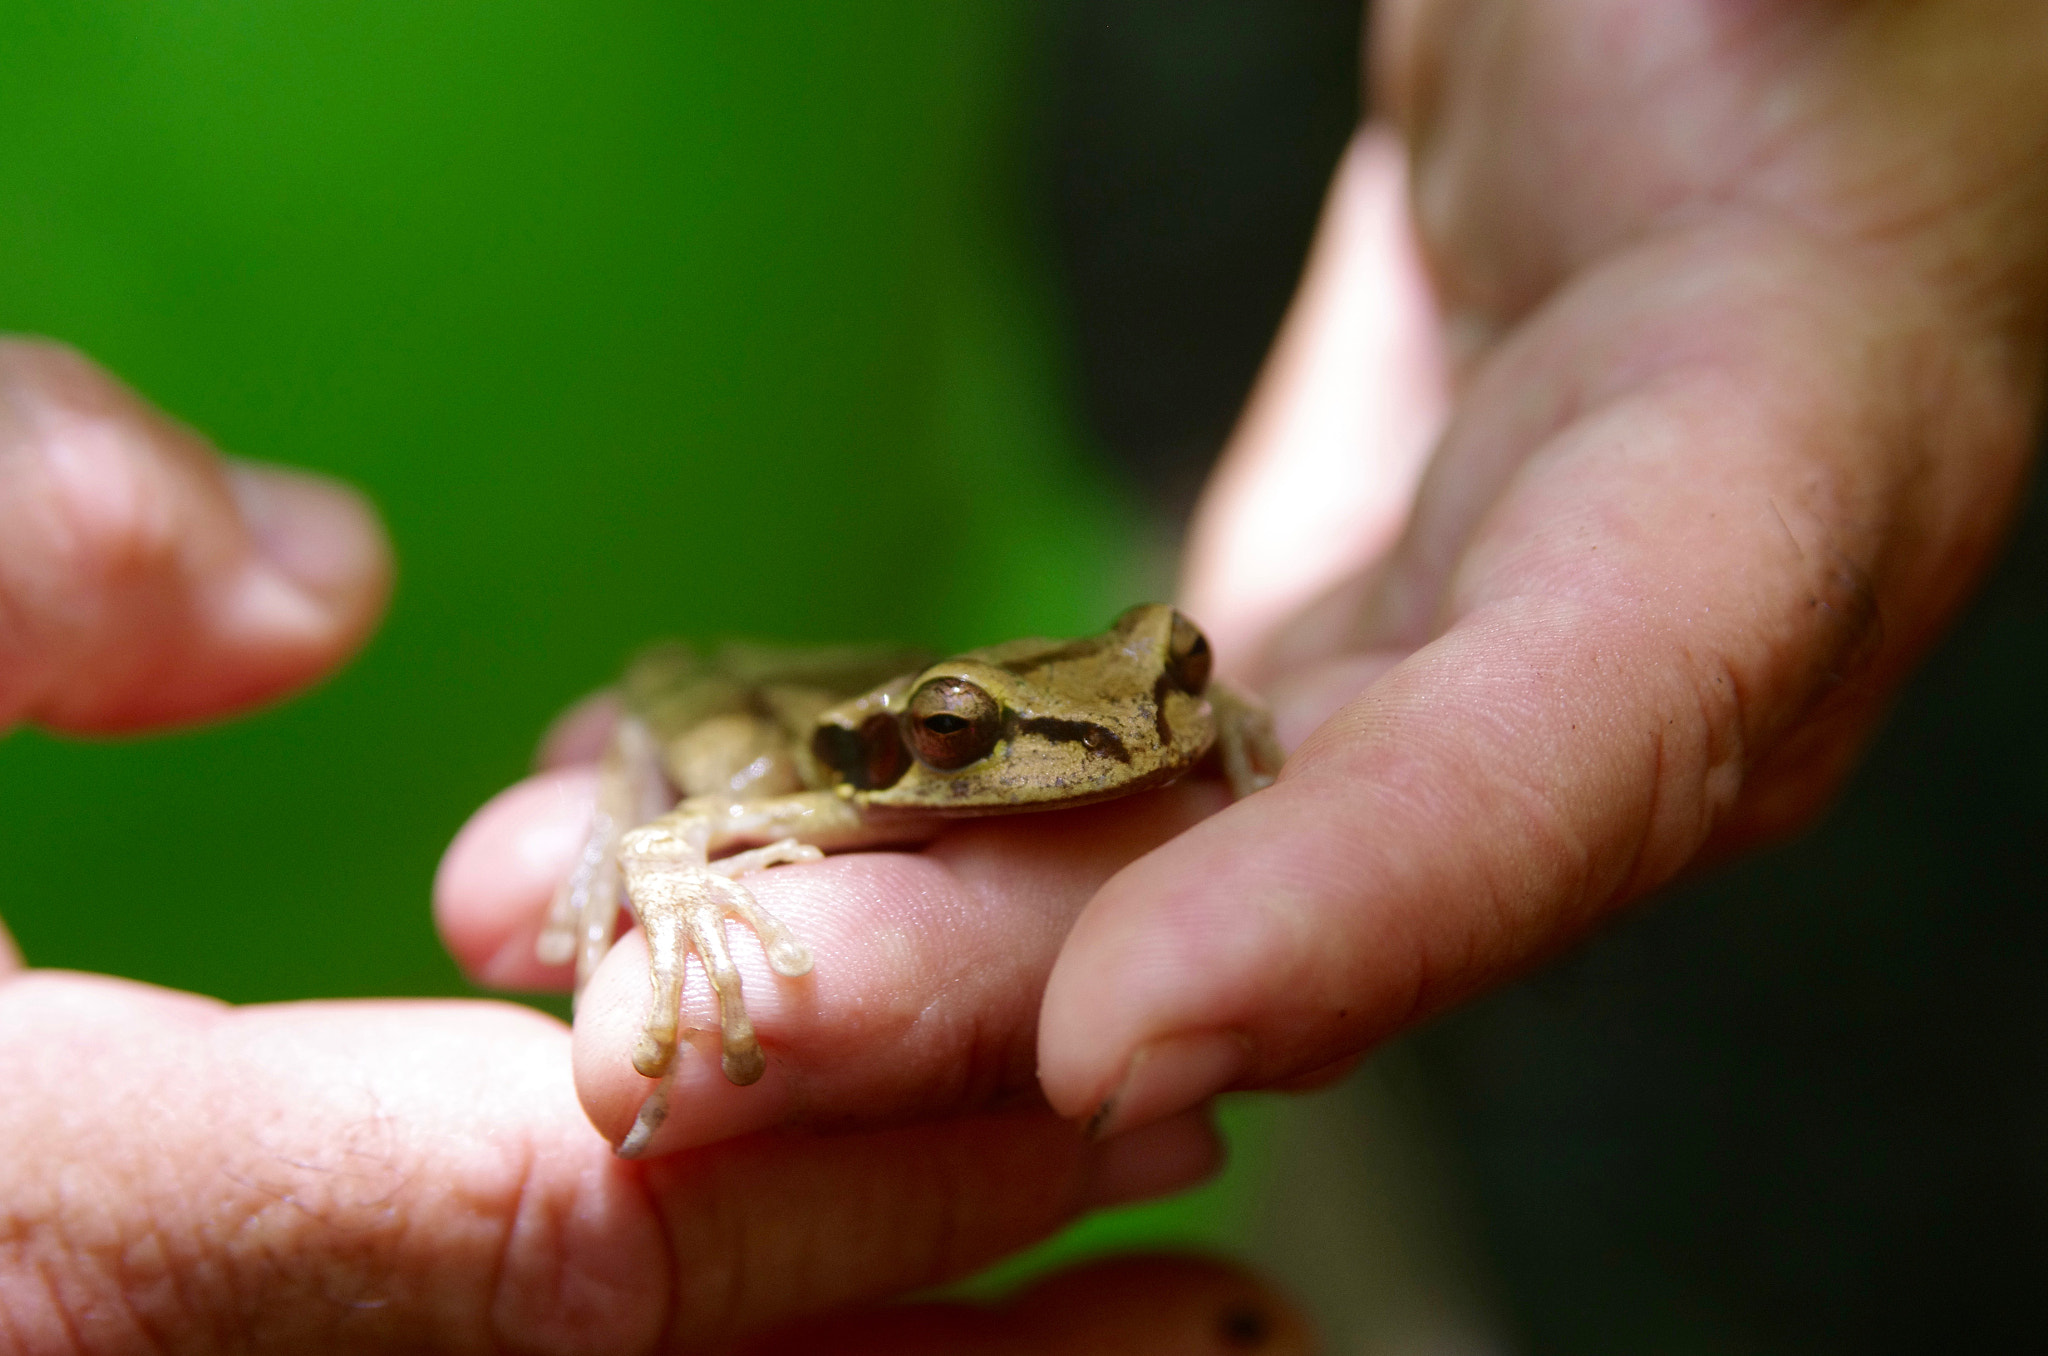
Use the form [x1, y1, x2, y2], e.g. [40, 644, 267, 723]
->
[1, 0, 1139, 993]
[0, 0, 1352, 1275]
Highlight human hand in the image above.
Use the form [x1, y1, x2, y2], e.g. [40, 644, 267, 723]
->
[0, 340, 1258, 1352]
[1037, 0, 2048, 1136]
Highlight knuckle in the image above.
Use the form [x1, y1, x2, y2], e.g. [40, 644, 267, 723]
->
[0, 340, 245, 724]
[5, 407, 190, 594]
[1, 338, 231, 590]
[489, 1150, 669, 1356]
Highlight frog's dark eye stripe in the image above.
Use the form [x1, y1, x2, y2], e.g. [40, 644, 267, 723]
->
[905, 678, 1003, 770]
[1016, 716, 1131, 763]
[1151, 672, 1176, 743]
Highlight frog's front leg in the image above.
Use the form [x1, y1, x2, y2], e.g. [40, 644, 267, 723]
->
[618, 791, 866, 1085]
[538, 712, 673, 988]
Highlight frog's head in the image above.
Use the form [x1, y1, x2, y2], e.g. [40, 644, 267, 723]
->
[808, 604, 1217, 812]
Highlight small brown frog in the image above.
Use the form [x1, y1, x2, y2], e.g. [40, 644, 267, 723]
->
[540, 604, 1280, 1114]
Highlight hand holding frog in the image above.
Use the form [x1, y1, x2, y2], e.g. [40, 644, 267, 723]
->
[455, 2, 2048, 1168]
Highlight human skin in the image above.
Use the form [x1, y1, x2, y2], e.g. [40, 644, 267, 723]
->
[454, 0, 2048, 1165]
[0, 341, 1265, 1353]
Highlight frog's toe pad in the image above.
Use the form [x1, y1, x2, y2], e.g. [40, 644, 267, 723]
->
[721, 1040, 766, 1085]
[535, 928, 576, 967]
[765, 937, 814, 977]
[632, 1032, 675, 1080]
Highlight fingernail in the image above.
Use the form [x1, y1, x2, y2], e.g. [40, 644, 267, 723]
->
[1087, 1031, 1252, 1142]
[227, 460, 390, 608]
[1082, 1105, 1225, 1208]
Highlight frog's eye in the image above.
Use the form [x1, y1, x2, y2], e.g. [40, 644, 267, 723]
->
[905, 678, 1003, 770]
[1164, 611, 1212, 695]
[812, 714, 911, 790]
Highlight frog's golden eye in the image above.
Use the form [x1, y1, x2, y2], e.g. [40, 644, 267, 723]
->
[905, 677, 1003, 770]
[812, 714, 911, 791]
[1165, 611, 1212, 695]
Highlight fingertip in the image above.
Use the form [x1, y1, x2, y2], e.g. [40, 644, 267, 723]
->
[1038, 783, 1340, 1125]
[1005, 1254, 1318, 1356]
[226, 459, 392, 632]
[0, 342, 395, 730]
[435, 767, 597, 987]
[572, 929, 798, 1155]
[1082, 1033, 1253, 1143]
[536, 690, 620, 769]
[749, 1252, 1316, 1356]
[205, 461, 393, 708]
[1081, 1104, 1227, 1209]
[216, 469, 391, 706]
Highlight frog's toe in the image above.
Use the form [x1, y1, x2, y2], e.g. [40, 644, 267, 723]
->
[764, 935, 813, 977]
[724, 885, 815, 977]
[720, 1033, 766, 1085]
[535, 926, 576, 967]
[632, 1030, 676, 1080]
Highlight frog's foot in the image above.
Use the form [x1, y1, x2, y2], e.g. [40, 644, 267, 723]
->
[1212, 680, 1285, 798]
[538, 806, 617, 971]
[624, 853, 813, 1086]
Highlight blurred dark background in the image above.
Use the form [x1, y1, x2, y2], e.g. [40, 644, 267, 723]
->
[1039, 1, 1362, 519]
[4, 3, 2043, 1350]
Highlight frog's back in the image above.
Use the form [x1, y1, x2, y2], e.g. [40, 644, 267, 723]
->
[621, 640, 931, 799]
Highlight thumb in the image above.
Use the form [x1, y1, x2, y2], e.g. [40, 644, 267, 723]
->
[0, 337, 390, 732]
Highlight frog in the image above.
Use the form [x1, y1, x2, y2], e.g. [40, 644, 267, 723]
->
[537, 603, 1282, 1128]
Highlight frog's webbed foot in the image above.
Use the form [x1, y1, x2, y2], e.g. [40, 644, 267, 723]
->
[619, 822, 816, 1086]
[1211, 680, 1285, 797]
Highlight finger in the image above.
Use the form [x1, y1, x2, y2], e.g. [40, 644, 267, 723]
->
[537, 690, 621, 769]
[0, 971, 1219, 1354]
[583, 783, 1230, 1156]
[1181, 125, 1449, 673]
[435, 766, 602, 989]
[0, 916, 20, 975]
[1040, 227, 2038, 1135]
[745, 1254, 1316, 1356]
[642, 1108, 1223, 1352]
[0, 338, 390, 732]
[436, 762, 1230, 1153]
